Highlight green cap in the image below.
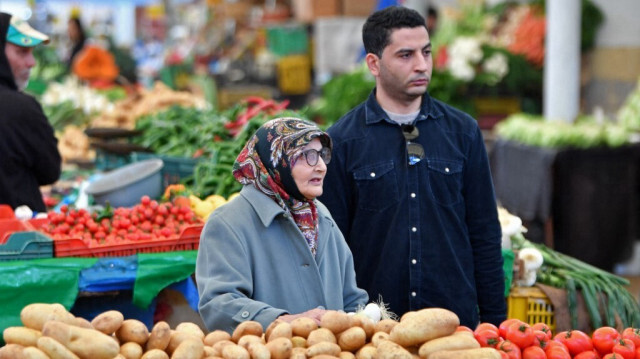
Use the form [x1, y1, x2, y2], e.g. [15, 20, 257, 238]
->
[6, 15, 49, 47]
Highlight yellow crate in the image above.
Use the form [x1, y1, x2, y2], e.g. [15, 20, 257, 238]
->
[507, 286, 556, 332]
[277, 55, 311, 95]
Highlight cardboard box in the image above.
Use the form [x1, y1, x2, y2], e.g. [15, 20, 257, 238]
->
[342, 0, 377, 17]
[292, 0, 341, 22]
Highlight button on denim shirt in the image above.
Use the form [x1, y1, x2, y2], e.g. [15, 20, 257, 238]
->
[319, 90, 506, 327]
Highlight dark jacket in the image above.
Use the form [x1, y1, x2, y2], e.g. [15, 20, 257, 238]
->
[319, 90, 506, 327]
[0, 13, 61, 213]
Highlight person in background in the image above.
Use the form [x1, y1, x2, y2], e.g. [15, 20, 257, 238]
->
[66, 16, 86, 69]
[196, 117, 368, 333]
[0, 12, 61, 214]
[426, 6, 439, 35]
[318, 6, 506, 328]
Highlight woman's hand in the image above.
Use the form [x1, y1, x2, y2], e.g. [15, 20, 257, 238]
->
[277, 308, 327, 325]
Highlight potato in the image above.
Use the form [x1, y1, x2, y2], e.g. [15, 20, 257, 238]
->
[309, 355, 340, 359]
[370, 332, 390, 348]
[175, 322, 205, 340]
[291, 336, 307, 348]
[307, 328, 336, 346]
[267, 322, 292, 342]
[337, 327, 366, 352]
[167, 330, 201, 355]
[114, 355, 127, 359]
[427, 348, 501, 359]
[265, 320, 283, 342]
[376, 340, 413, 359]
[21, 303, 76, 331]
[418, 332, 480, 359]
[211, 339, 235, 357]
[373, 320, 397, 334]
[247, 342, 271, 359]
[265, 337, 292, 359]
[204, 346, 217, 357]
[320, 311, 350, 335]
[173, 338, 205, 359]
[339, 351, 356, 359]
[349, 315, 374, 340]
[389, 308, 459, 347]
[237, 334, 265, 348]
[291, 317, 318, 338]
[37, 336, 80, 359]
[204, 330, 232, 346]
[355, 345, 377, 359]
[233, 321, 264, 343]
[3, 326, 42, 347]
[146, 321, 171, 351]
[120, 342, 143, 359]
[71, 317, 93, 329]
[42, 320, 120, 359]
[141, 349, 170, 359]
[306, 342, 341, 357]
[91, 310, 124, 335]
[290, 347, 306, 359]
[116, 319, 149, 346]
[0, 343, 26, 359]
[22, 347, 49, 359]
[221, 343, 250, 359]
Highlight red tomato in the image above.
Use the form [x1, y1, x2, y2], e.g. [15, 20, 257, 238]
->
[456, 325, 474, 334]
[623, 328, 640, 349]
[498, 340, 523, 359]
[499, 351, 511, 359]
[523, 346, 546, 359]
[593, 327, 622, 356]
[612, 338, 635, 359]
[555, 330, 594, 356]
[533, 330, 549, 348]
[475, 328, 502, 348]
[546, 347, 571, 359]
[476, 323, 501, 336]
[532, 323, 552, 341]
[574, 351, 601, 359]
[545, 341, 570, 355]
[603, 354, 624, 359]
[506, 322, 535, 349]
[500, 319, 525, 338]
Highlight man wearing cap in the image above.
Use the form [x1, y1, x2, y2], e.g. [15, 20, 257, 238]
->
[0, 12, 61, 213]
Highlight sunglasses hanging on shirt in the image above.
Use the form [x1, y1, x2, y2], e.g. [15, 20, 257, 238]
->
[401, 125, 425, 165]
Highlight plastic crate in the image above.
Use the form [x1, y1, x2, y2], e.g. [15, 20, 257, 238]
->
[507, 286, 556, 332]
[95, 148, 132, 171]
[266, 24, 309, 57]
[277, 55, 311, 95]
[0, 231, 54, 261]
[130, 152, 203, 187]
[53, 224, 203, 258]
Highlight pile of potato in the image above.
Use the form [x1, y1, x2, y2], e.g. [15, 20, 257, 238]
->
[1, 303, 501, 359]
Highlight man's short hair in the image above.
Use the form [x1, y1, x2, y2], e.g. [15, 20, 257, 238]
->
[362, 6, 427, 58]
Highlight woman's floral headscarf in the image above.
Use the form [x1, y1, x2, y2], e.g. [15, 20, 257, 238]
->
[232, 117, 332, 256]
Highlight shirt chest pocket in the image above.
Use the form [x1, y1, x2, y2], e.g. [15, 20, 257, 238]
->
[353, 161, 400, 212]
[427, 159, 464, 206]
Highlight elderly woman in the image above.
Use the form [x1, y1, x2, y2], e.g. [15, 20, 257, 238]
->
[196, 117, 368, 333]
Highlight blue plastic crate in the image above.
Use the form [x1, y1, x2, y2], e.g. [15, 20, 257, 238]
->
[0, 231, 53, 261]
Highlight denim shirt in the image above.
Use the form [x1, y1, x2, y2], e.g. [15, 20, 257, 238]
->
[319, 90, 506, 327]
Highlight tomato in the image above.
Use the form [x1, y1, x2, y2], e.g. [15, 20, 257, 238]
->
[546, 347, 571, 359]
[499, 351, 511, 359]
[623, 328, 640, 349]
[532, 323, 552, 341]
[506, 322, 535, 349]
[545, 341, 570, 355]
[498, 340, 523, 359]
[523, 346, 547, 359]
[533, 330, 549, 349]
[603, 354, 624, 359]
[555, 330, 594, 356]
[475, 328, 502, 348]
[477, 323, 501, 336]
[140, 195, 151, 205]
[456, 325, 474, 334]
[501, 319, 525, 338]
[593, 327, 622, 356]
[574, 351, 601, 359]
[612, 338, 635, 359]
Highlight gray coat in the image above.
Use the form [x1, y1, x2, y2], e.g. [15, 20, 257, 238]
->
[196, 185, 368, 333]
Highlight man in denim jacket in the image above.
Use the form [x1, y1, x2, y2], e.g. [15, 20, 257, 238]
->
[319, 6, 506, 328]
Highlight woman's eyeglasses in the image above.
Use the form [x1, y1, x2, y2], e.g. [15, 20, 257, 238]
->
[401, 125, 425, 165]
[300, 147, 332, 166]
